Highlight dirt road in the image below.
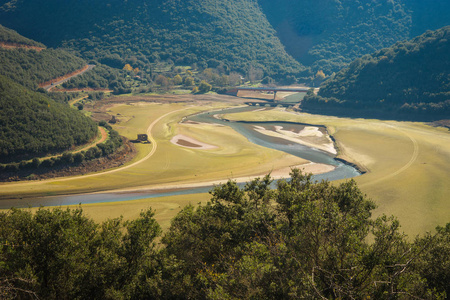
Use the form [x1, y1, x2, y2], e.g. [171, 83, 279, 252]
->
[0, 42, 44, 51]
[41, 64, 95, 91]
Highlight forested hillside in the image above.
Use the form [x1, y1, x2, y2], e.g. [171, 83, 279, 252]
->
[2, 0, 450, 81]
[0, 0, 304, 79]
[302, 26, 450, 119]
[0, 48, 86, 90]
[0, 25, 134, 95]
[259, 0, 411, 75]
[0, 25, 88, 89]
[0, 75, 97, 163]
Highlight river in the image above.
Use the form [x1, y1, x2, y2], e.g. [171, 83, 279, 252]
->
[1, 106, 360, 208]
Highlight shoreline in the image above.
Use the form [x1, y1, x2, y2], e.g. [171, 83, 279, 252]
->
[0, 162, 335, 206]
[108, 161, 335, 194]
[232, 110, 368, 175]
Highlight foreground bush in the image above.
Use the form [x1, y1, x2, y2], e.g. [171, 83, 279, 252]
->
[1, 170, 448, 299]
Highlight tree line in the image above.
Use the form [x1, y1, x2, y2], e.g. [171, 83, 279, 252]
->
[1, 170, 448, 299]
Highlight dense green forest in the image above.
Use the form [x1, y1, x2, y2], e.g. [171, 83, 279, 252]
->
[302, 26, 450, 119]
[1, 171, 449, 299]
[0, 25, 89, 90]
[0, 75, 98, 163]
[1, 0, 449, 80]
[0, 0, 305, 80]
[2, 0, 450, 81]
[0, 24, 136, 95]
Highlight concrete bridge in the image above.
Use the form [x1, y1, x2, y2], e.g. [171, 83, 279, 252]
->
[226, 86, 310, 100]
[244, 102, 294, 108]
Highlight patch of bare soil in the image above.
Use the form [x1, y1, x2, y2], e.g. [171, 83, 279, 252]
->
[51, 88, 113, 93]
[170, 134, 218, 149]
[237, 90, 278, 100]
[0, 138, 137, 182]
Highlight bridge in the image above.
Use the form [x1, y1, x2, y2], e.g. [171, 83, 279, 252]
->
[226, 86, 310, 100]
[244, 102, 295, 108]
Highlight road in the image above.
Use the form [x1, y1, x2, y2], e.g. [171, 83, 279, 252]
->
[43, 64, 95, 91]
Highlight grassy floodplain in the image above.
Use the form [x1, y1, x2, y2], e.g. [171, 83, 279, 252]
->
[223, 108, 450, 236]
[0, 100, 306, 210]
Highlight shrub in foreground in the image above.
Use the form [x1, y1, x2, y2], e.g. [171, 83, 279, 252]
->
[0, 170, 448, 299]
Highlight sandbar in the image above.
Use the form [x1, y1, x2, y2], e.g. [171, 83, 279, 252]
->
[170, 134, 218, 149]
[253, 125, 337, 155]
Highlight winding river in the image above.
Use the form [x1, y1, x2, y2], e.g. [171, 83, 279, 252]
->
[1, 106, 360, 209]
[188, 106, 360, 181]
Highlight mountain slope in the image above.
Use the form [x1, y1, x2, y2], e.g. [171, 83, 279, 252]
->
[0, 75, 98, 163]
[0, 0, 304, 78]
[302, 26, 450, 120]
[259, 0, 450, 75]
[0, 24, 132, 94]
[258, 0, 412, 74]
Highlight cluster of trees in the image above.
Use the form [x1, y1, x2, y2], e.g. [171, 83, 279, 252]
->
[1, 170, 449, 299]
[149, 66, 243, 94]
[302, 26, 450, 119]
[61, 64, 132, 94]
[0, 75, 98, 163]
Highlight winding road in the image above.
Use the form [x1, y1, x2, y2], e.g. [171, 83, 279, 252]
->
[43, 64, 95, 91]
